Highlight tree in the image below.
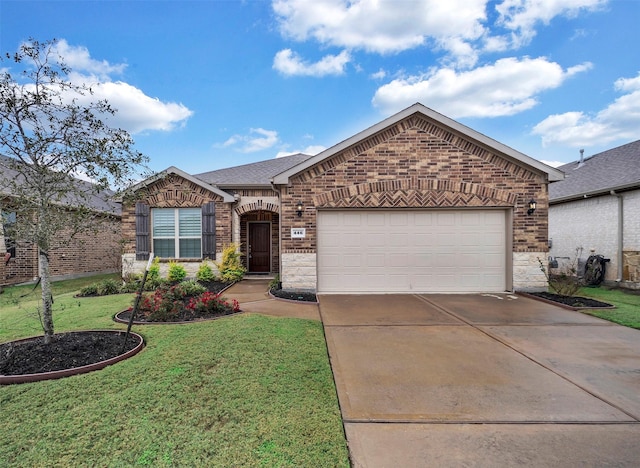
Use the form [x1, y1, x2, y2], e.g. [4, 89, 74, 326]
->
[0, 39, 149, 343]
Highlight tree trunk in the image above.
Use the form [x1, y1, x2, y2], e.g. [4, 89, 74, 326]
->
[39, 249, 54, 344]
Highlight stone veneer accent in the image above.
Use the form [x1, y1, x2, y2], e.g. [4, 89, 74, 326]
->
[122, 253, 221, 280]
[512, 252, 547, 291]
[281, 252, 316, 291]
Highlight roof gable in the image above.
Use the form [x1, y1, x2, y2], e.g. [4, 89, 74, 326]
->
[125, 166, 234, 203]
[549, 140, 640, 202]
[273, 103, 563, 185]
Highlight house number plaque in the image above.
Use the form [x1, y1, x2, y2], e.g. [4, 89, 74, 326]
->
[291, 228, 306, 238]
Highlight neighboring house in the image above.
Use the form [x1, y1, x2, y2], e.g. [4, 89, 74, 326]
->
[549, 140, 640, 288]
[122, 103, 563, 293]
[0, 155, 122, 287]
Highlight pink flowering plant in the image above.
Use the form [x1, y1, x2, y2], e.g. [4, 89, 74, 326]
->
[134, 280, 240, 322]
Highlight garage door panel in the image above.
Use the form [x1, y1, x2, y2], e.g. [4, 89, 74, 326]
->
[317, 210, 506, 293]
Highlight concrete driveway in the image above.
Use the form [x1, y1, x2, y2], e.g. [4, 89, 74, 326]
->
[319, 293, 640, 467]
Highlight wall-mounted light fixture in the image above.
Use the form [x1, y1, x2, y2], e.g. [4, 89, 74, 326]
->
[527, 199, 537, 216]
[296, 201, 304, 217]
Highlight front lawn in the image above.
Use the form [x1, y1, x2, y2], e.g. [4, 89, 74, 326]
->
[0, 275, 349, 467]
[578, 286, 640, 329]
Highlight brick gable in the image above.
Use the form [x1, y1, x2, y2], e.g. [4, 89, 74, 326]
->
[281, 118, 548, 254]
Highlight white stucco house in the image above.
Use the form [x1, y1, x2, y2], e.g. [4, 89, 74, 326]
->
[549, 140, 640, 288]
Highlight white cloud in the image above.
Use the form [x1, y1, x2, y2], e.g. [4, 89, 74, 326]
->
[222, 128, 280, 153]
[533, 71, 640, 146]
[372, 57, 592, 118]
[275, 144, 326, 158]
[272, 1, 607, 68]
[273, 0, 487, 64]
[52, 39, 126, 79]
[370, 69, 387, 80]
[28, 39, 193, 134]
[273, 49, 350, 76]
[494, 0, 608, 49]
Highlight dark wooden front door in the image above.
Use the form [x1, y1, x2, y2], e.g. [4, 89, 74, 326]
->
[248, 222, 270, 272]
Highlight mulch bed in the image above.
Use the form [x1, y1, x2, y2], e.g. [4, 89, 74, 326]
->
[269, 288, 318, 303]
[526, 291, 614, 309]
[114, 307, 240, 324]
[0, 331, 141, 376]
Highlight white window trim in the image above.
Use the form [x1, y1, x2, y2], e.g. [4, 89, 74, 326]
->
[152, 208, 202, 259]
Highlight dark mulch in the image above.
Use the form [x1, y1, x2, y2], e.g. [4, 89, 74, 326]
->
[115, 306, 239, 324]
[528, 291, 613, 308]
[270, 288, 318, 302]
[0, 331, 140, 376]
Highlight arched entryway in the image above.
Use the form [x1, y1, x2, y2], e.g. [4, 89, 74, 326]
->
[239, 210, 279, 274]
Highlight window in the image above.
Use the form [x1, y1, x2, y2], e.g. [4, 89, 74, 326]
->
[1, 211, 17, 259]
[152, 208, 202, 258]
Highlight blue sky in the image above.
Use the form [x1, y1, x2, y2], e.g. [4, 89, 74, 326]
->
[2, 0, 639, 174]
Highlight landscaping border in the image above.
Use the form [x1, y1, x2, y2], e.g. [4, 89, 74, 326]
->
[518, 292, 616, 311]
[0, 330, 144, 385]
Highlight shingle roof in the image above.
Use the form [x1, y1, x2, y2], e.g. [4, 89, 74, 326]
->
[194, 153, 315, 187]
[549, 140, 640, 203]
[0, 155, 121, 215]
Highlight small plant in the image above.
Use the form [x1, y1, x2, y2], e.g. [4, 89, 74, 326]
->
[79, 283, 99, 296]
[98, 278, 121, 296]
[538, 247, 583, 296]
[147, 256, 161, 282]
[175, 279, 206, 297]
[196, 260, 216, 283]
[167, 261, 187, 282]
[187, 292, 240, 314]
[215, 243, 246, 283]
[269, 274, 281, 291]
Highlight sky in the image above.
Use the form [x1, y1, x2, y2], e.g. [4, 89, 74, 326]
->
[1, 0, 639, 175]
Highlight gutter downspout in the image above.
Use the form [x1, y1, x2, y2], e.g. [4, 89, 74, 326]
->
[610, 190, 624, 282]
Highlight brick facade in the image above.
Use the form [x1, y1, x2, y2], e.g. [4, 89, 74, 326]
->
[120, 173, 233, 275]
[280, 116, 548, 254]
[1, 215, 121, 287]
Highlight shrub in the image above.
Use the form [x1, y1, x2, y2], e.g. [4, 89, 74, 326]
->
[98, 278, 121, 296]
[538, 247, 583, 296]
[187, 292, 240, 314]
[175, 279, 206, 297]
[138, 283, 190, 322]
[79, 283, 99, 296]
[215, 243, 246, 283]
[147, 256, 161, 282]
[196, 260, 216, 283]
[167, 261, 187, 282]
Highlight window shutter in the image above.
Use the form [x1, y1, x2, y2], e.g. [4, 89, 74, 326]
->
[202, 202, 216, 260]
[135, 202, 150, 261]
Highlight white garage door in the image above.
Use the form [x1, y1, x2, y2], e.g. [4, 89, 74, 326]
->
[317, 210, 507, 293]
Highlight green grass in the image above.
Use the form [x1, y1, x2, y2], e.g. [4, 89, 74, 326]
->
[0, 275, 349, 467]
[577, 286, 640, 329]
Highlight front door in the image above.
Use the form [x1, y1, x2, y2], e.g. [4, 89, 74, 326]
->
[248, 222, 270, 273]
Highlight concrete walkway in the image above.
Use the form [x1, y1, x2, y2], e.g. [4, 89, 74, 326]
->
[224, 279, 320, 321]
[320, 293, 640, 467]
[226, 282, 640, 466]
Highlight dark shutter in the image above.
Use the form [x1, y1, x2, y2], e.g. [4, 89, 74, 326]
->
[202, 201, 216, 260]
[135, 202, 150, 261]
